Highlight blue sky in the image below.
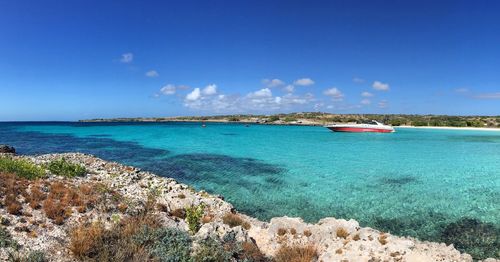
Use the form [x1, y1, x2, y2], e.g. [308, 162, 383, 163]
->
[1, 0, 499, 121]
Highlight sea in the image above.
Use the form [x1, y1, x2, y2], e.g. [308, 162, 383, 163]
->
[1, 121, 499, 258]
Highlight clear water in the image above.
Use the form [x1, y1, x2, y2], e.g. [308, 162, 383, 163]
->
[1, 122, 499, 257]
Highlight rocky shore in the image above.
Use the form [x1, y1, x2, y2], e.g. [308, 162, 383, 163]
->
[0, 151, 496, 261]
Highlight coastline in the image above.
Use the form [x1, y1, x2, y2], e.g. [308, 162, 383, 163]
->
[396, 125, 500, 132]
[1, 151, 488, 261]
[80, 118, 500, 130]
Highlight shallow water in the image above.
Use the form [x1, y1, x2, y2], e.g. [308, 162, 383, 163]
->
[1, 122, 499, 257]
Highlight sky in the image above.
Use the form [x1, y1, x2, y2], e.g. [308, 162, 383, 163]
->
[1, 0, 499, 121]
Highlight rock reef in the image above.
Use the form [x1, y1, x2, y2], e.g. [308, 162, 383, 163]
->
[0, 152, 494, 261]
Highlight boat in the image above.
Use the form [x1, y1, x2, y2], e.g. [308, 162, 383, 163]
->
[325, 120, 395, 133]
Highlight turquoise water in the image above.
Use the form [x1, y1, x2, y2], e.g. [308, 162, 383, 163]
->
[1, 122, 499, 257]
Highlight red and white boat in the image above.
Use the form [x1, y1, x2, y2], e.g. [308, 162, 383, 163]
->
[325, 120, 395, 133]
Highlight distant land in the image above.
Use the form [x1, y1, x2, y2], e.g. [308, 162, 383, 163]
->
[80, 113, 500, 128]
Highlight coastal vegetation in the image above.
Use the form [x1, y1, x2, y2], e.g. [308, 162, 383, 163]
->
[47, 158, 86, 178]
[0, 157, 45, 180]
[81, 112, 500, 128]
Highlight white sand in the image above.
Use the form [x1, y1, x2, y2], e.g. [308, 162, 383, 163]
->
[396, 125, 500, 132]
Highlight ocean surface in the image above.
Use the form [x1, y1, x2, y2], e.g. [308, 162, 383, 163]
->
[1, 122, 499, 257]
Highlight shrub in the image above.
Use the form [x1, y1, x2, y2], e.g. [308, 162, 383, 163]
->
[0, 226, 19, 249]
[378, 234, 388, 245]
[353, 233, 361, 241]
[0, 157, 45, 180]
[171, 208, 186, 219]
[240, 241, 268, 262]
[222, 213, 251, 229]
[191, 237, 230, 262]
[47, 158, 86, 178]
[277, 228, 287, 236]
[7, 202, 22, 215]
[149, 227, 192, 262]
[8, 250, 48, 262]
[274, 244, 318, 262]
[185, 204, 204, 234]
[336, 227, 349, 239]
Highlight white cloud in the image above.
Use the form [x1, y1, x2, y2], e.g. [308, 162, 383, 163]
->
[283, 85, 295, 93]
[202, 84, 217, 95]
[323, 87, 344, 101]
[160, 84, 176, 95]
[353, 77, 365, 83]
[262, 78, 285, 88]
[120, 53, 133, 63]
[361, 91, 374, 97]
[372, 81, 390, 91]
[186, 88, 201, 101]
[474, 92, 500, 99]
[361, 99, 371, 105]
[378, 100, 388, 108]
[293, 78, 315, 86]
[249, 88, 272, 98]
[145, 70, 159, 77]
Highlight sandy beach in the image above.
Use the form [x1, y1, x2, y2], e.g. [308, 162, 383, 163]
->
[396, 125, 500, 132]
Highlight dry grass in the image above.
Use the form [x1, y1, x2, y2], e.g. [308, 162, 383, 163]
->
[353, 233, 361, 241]
[240, 241, 267, 262]
[336, 227, 349, 239]
[69, 211, 160, 261]
[222, 213, 251, 229]
[274, 244, 318, 262]
[277, 228, 287, 236]
[378, 234, 388, 245]
[170, 208, 186, 219]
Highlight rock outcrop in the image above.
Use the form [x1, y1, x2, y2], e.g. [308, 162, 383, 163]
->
[0, 145, 15, 154]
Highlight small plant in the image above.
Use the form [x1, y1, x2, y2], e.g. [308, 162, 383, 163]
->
[0, 157, 45, 180]
[191, 237, 231, 262]
[222, 213, 251, 229]
[378, 234, 388, 245]
[335, 248, 343, 254]
[303, 229, 312, 237]
[185, 204, 204, 234]
[336, 227, 349, 239]
[290, 228, 297, 235]
[274, 244, 318, 262]
[0, 226, 19, 249]
[171, 208, 186, 219]
[149, 227, 192, 262]
[178, 193, 186, 199]
[47, 158, 86, 178]
[353, 233, 361, 241]
[8, 250, 48, 262]
[277, 228, 287, 236]
[240, 241, 267, 262]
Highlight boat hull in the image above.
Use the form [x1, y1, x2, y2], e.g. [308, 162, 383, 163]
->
[327, 126, 394, 133]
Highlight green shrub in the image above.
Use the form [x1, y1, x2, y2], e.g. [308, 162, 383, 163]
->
[8, 250, 48, 262]
[0, 226, 19, 249]
[191, 237, 231, 262]
[185, 204, 204, 234]
[47, 158, 86, 178]
[0, 157, 45, 180]
[151, 228, 192, 262]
